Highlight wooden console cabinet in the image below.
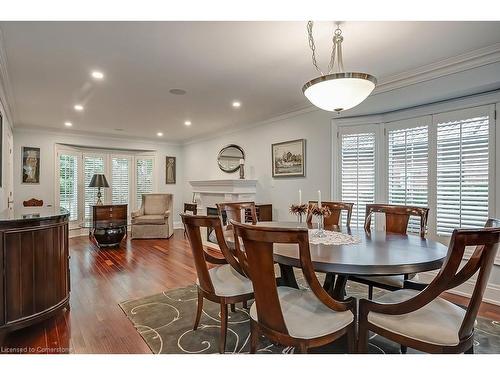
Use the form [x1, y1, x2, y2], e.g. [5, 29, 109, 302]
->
[0, 207, 70, 333]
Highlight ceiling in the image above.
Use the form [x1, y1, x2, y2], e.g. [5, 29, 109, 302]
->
[1, 21, 500, 142]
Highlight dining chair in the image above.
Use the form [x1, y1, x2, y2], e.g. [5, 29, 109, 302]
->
[231, 220, 357, 354]
[306, 200, 353, 227]
[358, 218, 500, 354]
[352, 204, 430, 299]
[306, 200, 354, 294]
[180, 214, 254, 354]
[216, 202, 257, 229]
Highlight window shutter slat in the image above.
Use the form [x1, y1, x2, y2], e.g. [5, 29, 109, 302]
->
[136, 158, 154, 208]
[341, 132, 375, 227]
[84, 156, 105, 219]
[112, 157, 130, 205]
[388, 125, 429, 234]
[58, 154, 78, 221]
[436, 115, 489, 235]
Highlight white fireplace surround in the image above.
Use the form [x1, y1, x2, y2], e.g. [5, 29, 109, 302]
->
[189, 179, 258, 213]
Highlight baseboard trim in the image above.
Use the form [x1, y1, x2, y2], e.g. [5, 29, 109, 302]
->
[419, 271, 500, 307]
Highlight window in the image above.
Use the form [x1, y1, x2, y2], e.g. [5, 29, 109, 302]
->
[84, 155, 105, 219]
[341, 132, 376, 227]
[136, 157, 154, 209]
[436, 109, 490, 235]
[58, 154, 79, 221]
[112, 156, 131, 205]
[387, 122, 428, 233]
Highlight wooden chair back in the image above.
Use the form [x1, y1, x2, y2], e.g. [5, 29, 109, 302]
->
[232, 221, 355, 336]
[23, 198, 43, 207]
[180, 214, 245, 295]
[371, 219, 500, 342]
[216, 202, 257, 229]
[306, 201, 353, 227]
[364, 204, 429, 237]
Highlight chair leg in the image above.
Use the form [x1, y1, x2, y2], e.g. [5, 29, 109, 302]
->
[357, 320, 369, 353]
[219, 303, 228, 354]
[346, 325, 356, 353]
[230, 303, 236, 313]
[250, 319, 258, 354]
[242, 300, 248, 309]
[193, 290, 203, 330]
[368, 285, 373, 300]
[297, 343, 308, 354]
[400, 345, 407, 354]
[465, 345, 474, 354]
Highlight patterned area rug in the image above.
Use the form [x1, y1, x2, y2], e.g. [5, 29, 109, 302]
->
[119, 279, 500, 354]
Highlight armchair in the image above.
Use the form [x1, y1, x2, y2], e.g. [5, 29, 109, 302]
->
[131, 193, 173, 239]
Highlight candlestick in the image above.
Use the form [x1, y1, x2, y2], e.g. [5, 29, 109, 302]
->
[318, 190, 322, 208]
[299, 189, 302, 205]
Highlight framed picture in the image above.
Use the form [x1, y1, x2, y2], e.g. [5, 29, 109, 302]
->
[22, 146, 40, 184]
[165, 156, 176, 184]
[272, 139, 306, 177]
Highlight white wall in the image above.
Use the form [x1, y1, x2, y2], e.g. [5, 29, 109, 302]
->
[0, 98, 12, 211]
[13, 128, 184, 227]
[183, 109, 333, 221]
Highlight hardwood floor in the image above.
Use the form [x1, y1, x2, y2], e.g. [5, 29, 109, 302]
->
[1, 228, 499, 354]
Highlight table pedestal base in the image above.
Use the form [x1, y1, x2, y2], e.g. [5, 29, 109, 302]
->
[90, 226, 127, 248]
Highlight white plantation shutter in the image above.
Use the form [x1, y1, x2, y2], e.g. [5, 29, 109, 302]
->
[341, 132, 376, 227]
[136, 157, 154, 209]
[112, 156, 131, 205]
[387, 124, 428, 233]
[436, 107, 491, 235]
[84, 155, 105, 219]
[58, 154, 79, 221]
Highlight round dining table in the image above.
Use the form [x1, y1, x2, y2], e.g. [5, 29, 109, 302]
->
[225, 221, 448, 298]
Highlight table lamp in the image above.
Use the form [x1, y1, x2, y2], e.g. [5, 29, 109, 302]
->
[89, 174, 109, 205]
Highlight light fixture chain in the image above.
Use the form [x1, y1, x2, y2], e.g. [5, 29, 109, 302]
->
[307, 21, 324, 75]
[307, 21, 345, 75]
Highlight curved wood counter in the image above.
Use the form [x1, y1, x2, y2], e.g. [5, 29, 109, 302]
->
[0, 207, 70, 333]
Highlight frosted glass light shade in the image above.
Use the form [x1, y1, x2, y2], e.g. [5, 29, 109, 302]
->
[302, 72, 377, 112]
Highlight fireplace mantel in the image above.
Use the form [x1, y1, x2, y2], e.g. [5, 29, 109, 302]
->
[189, 179, 257, 194]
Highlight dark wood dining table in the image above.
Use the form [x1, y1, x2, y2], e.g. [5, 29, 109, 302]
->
[225, 221, 448, 298]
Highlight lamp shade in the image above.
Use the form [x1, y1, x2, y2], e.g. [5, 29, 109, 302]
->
[302, 72, 377, 112]
[88, 174, 109, 188]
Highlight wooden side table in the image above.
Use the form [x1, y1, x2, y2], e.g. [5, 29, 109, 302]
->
[86, 204, 128, 248]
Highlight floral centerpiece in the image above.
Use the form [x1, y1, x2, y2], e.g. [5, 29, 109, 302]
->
[310, 203, 331, 238]
[289, 203, 308, 223]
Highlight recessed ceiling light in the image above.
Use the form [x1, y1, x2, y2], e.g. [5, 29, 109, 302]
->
[184, 120, 192, 126]
[91, 71, 104, 80]
[169, 88, 187, 95]
[157, 132, 163, 137]
[232, 101, 241, 108]
[64, 121, 72, 127]
[74, 104, 84, 111]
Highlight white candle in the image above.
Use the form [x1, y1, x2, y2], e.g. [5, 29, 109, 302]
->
[318, 190, 322, 208]
[299, 189, 302, 205]
[239, 158, 245, 165]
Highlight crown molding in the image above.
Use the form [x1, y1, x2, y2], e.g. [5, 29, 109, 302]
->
[13, 125, 183, 147]
[374, 42, 500, 95]
[0, 29, 16, 129]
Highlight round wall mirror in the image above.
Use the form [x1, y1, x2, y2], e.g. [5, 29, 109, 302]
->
[217, 144, 245, 173]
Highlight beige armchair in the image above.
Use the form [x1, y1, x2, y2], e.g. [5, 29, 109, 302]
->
[131, 193, 173, 239]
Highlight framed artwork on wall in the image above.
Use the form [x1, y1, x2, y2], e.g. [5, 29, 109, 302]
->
[272, 139, 306, 177]
[22, 146, 40, 184]
[165, 156, 176, 184]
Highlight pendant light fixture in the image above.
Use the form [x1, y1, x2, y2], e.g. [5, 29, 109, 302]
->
[302, 22, 377, 112]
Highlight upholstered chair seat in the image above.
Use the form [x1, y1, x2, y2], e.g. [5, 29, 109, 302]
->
[196, 264, 253, 297]
[250, 287, 354, 340]
[132, 214, 167, 225]
[367, 289, 468, 346]
[131, 193, 173, 239]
